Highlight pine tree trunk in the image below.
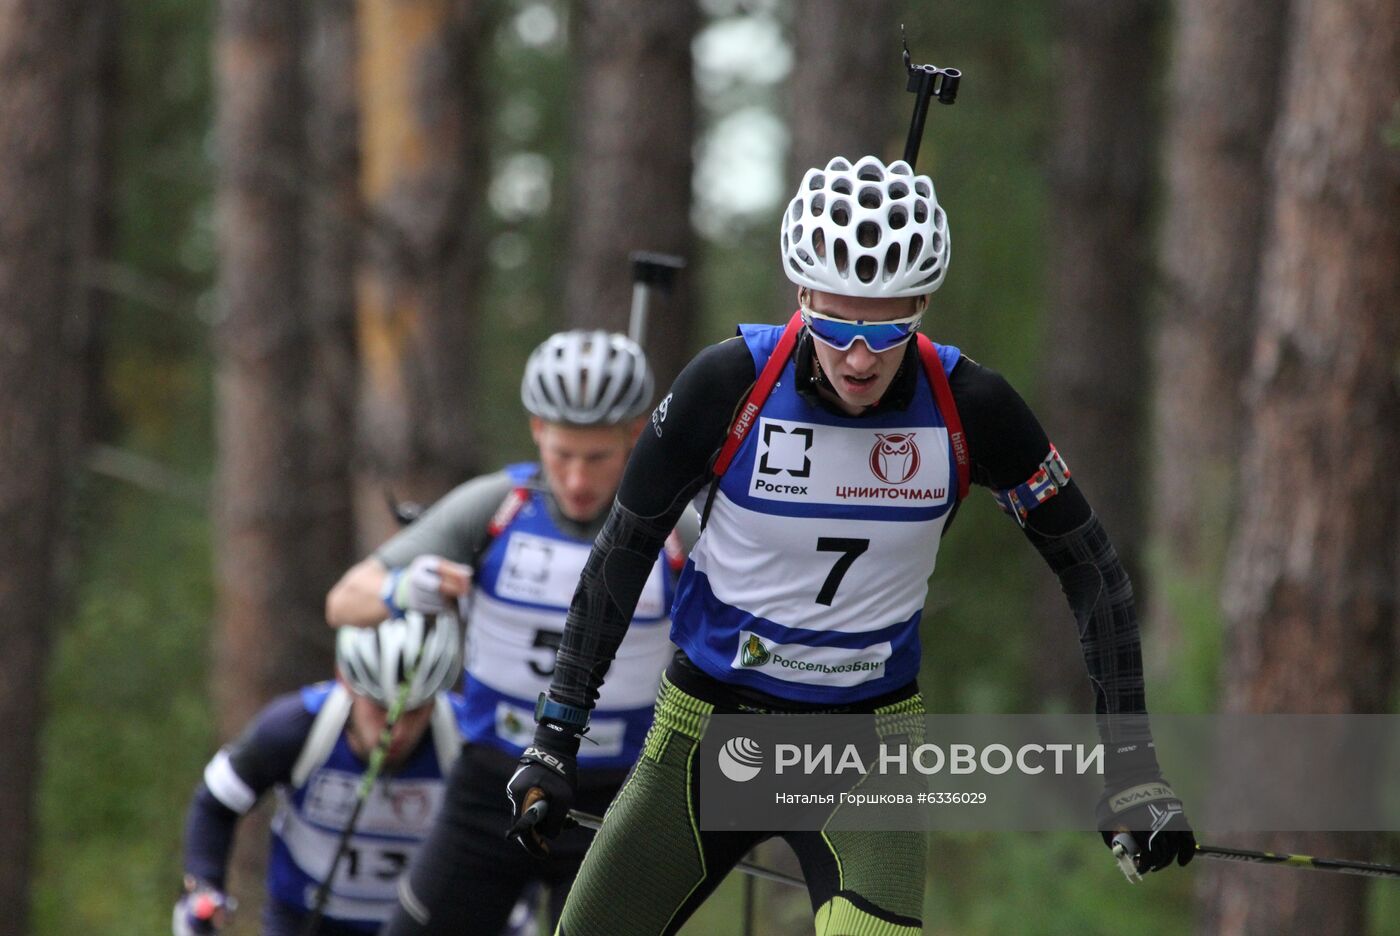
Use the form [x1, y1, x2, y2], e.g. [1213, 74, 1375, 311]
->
[213, 0, 339, 914]
[561, 0, 698, 391]
[302, 0, 359, 615]
[355, 0, 489, 547]
[71, 0, 121, 449]
[1033, 0, 1163, 705]
[1196, 0, 1400, 931]
[1144, 0, 1289, 676]
[0, 0, 80, 930]
[213, 0, 320, 739]
[789, 0, 900, 174]
[784, 0, 900, 315]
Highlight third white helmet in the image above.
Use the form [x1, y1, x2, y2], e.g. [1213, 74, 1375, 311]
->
[780, 155, 950, 298]
[336, 612, 462, 710]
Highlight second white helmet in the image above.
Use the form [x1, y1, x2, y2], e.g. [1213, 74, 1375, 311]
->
[521, 330, 654, 425]
[336, 612, 462, 710]
[780, 155, 951, 299]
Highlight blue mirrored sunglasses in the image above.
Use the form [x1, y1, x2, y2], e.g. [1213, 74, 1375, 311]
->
[800, 304, 922, 353]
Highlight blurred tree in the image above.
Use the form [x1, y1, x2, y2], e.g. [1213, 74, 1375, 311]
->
[789, 0, 901, 175]
[1032, 0, 1163, 706]
[783, 0, 901, 315]
[560, 0, 698, 390]
[303, 0, 359, 623]
[1197, 0, 1400, 931]
[355, 0, 490, 546]
[212, 0, 353, 914]
[71, 1, 122, 450]
[0, 0, 81, 931]
[1145, 0, 1289, 683]
[212, 0, 327, 745]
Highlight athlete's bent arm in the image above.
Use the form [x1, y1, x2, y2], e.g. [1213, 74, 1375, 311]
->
[953, 357, 1194, 872]
[505, 341, 753, 851]
[175, 694, 309, 924]
[953, 358, 1147, 718]
[548, 339, 754, 709]
[325, 556, 393, 629]
[325, 473, 511, 628]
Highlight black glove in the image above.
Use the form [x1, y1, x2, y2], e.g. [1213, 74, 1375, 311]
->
[1097, 777, 1196, 874]
[506, 722, 579, 858]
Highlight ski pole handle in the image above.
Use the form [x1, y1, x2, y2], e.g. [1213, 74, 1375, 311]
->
[522, 796, 549, 829]
[1110, 832, 1143, 884]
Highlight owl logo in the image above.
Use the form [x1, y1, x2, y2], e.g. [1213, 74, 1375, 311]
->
[869, 433, 921, 484]
[388, 786, 432, 827]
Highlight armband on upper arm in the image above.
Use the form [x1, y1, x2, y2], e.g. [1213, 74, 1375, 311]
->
[992, 444, 1071, 528]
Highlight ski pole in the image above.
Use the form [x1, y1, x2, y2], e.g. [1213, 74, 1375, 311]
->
[1111, 833, 1400, 883]
[899, 26, 961, 170]
[300, 655, 423, 935]
[565, 809, 806, 889]
[1195, 843, 1400, 881]
[627, 252, 685, 349]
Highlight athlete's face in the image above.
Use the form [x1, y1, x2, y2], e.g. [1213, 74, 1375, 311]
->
[346, 692, 435, 768]
[531, 418, 640, 522]
[805, 289, 924, 414]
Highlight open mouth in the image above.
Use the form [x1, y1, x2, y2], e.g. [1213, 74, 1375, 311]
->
[842, 374, 877, 392]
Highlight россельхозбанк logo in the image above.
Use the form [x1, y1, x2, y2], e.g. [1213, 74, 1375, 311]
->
[740, 634, 771, 667]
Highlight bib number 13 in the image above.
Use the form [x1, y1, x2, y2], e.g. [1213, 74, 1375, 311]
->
[815, 537, 869, 605]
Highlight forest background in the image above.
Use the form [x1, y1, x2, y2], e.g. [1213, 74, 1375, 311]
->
[1, 0, 1396, 933]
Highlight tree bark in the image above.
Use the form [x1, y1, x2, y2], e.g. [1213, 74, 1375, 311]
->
[0, 0, 80, 930]
[561, 0, 698, 392]
[1034, 0, 1163, 705]
[303, 0, 359, 615]
[1144, 0, 1289, 675]
[788, 0, 900, 181]
[783, 0, 901, 316]
[71, 0, 121, 450]
[213, 0, 349, 914]
[1196, 0, 1400, 931]
[213, 0, 321, 738]
[355, 0, 489, 547]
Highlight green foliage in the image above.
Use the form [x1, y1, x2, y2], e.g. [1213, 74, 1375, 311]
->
[927, 832, 1192, 935]
[35, 484, 215, 934]
[107, 0, 216, 460]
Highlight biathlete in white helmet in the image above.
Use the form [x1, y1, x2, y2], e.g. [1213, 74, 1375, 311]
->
[506, 155, 1195, 935]
[174, 615, 515, 936]
[325, 331, 699, 934]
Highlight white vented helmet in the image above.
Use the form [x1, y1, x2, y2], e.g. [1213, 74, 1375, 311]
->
[780, 155, 951, 298]
[336, 612, 462, 710]
[520, 330, 654, 425]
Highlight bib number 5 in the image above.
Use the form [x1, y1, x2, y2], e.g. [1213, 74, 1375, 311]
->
[815, 537, 869, 605]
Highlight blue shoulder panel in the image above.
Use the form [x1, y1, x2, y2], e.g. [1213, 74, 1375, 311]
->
[298, 681, 335, 715]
